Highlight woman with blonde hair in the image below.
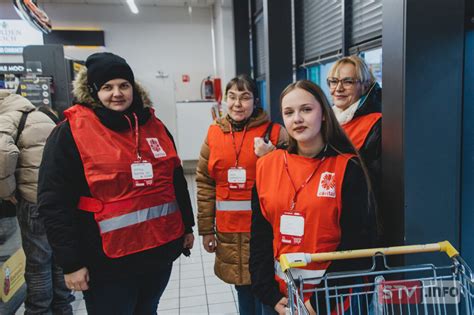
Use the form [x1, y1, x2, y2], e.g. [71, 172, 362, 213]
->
[327, 55, 381, 211]
[250, 80, 375, 314]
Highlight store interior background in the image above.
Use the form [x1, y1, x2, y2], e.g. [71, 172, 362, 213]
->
[0, 0, 473, 268]
[0, 0, 235, 140]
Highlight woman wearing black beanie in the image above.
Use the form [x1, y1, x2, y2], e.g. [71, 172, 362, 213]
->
[37, 52, 195, 315]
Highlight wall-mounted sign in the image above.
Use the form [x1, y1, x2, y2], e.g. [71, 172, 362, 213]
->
[0, 19, 44, 55]
[0, 63, 25, 74]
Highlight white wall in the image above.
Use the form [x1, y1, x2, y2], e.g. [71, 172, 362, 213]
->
[46, 3, 215, 137]
[214, 0, 236, 90]
[0, 2, 236, 138]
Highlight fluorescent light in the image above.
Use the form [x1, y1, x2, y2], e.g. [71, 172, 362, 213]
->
[126, 0, 139, 14]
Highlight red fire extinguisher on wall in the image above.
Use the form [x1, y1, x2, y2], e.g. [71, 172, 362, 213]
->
[201, 76, 222, 102]
[202, 76, 214, 100]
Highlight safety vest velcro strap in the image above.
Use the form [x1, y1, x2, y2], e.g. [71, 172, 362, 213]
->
[274, 260, 324, 285]
[77, 196, 103, 213]
[99, 201, 179, 233]
[216, 200, 251, 211]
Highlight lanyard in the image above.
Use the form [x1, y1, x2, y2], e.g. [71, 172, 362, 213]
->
[124, 113, 141, 160]
[283, 149, 326, 211]
[230, 125, 248, 167]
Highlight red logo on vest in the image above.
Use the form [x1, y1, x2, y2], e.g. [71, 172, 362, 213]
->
[146, 138, 167, 158]
[317, 172, 336, 198]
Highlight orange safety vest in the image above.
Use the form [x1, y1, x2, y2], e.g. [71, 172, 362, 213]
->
[256, 149, 352, 303]
[342, 113, 381, 150]
[64, 105, 184, 258]
[207, 121, 280, 233]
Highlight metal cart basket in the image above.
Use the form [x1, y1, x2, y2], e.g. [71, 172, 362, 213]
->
[279, 241, 474, 315]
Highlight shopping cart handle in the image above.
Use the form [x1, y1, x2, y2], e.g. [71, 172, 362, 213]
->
[279, 253, 312, 272]
[279, 241, 459, 268]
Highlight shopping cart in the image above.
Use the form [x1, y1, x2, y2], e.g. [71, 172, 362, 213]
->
[279, 241, 474, 315]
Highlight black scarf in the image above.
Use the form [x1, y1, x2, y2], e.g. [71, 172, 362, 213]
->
[91, 89, 151, 132]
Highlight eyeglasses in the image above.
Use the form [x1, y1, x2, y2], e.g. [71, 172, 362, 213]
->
[326, 77, 361, 89]
[227, 94, 254, 104]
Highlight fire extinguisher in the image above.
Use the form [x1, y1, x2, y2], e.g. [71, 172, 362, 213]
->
[202, 76, 214, 100]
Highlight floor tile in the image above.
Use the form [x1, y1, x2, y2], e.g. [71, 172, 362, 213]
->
[180, 269, 204, 280]
[179, 294, 207, 308]
[178, 305, 208, 314]
[205, 276, 225, 285]
[205, 283, 233, 294]
[181, 276, 205, 288]
[180, 262, 205, 271]
[208, 302, 237, 314]
[167, 279, 180, 290]
[161, 288, 179, 300]
[158, 297, 179, 311]
[180, 285, 206, 297]
[156, 309, 180, 315]
[206, 291, 235, 304]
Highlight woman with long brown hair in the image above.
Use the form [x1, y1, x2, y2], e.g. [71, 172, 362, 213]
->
[250, 80, 376, 314]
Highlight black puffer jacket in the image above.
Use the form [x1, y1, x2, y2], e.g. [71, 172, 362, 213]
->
[37, 68, 194, 279]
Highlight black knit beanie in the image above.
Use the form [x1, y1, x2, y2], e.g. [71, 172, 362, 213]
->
[85, 52, 135, 98]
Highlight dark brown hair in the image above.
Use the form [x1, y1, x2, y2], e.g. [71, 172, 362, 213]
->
[225, 74, 259, 106]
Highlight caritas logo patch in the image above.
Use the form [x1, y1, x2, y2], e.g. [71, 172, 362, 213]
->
[146, 138, 167, 158]
[317, 172, 336, 198]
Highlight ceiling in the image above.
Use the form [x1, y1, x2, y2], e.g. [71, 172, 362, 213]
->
[1, 0, 215, 7]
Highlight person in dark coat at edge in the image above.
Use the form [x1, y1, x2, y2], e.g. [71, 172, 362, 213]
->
[37, 52, 195, 315]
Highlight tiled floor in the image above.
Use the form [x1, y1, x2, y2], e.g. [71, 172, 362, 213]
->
[16, 173, 240, 315]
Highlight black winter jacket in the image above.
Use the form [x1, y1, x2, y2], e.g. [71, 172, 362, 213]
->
[352, 83, 382, 209]
[37, 104, 194, 279]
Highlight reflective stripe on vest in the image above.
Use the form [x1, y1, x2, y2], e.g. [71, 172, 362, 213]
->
[215, 200, 251, 211]
[100, 201, 179, 233]
[274, 260, 324, 285]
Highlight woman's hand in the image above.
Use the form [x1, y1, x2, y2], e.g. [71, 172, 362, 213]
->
[65, 267, 89, 291]
[254, 137, 275, 157]
[274, 297, 288, 315]
[202, 234, 217, 253]
[183, 233, 195, 249]
[6, 195, 18, 205]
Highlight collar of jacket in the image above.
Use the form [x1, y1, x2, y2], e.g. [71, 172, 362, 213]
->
[353, 82, 382, 119]
[286, 143, 342, 159]
[216, 107, 269, 133]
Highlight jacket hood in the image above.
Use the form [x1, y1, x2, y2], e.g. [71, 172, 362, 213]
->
[72, 67, 152, 108]
[214, 107, 270, 132]
[354, 82, 382, 118]
[0, 91, 35, 115]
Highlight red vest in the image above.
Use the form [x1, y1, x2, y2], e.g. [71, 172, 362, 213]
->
[207, 121, 280, 233]
[64, 105, 184, 258]
[342, 113, 381, 149]
[256, 149, 352, 300]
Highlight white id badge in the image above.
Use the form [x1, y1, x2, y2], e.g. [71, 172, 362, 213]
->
[280, 212, 305, 245]
[131, 161, 153, 187]
[228, 167, 246, 190]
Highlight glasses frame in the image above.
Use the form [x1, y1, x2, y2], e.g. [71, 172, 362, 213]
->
[226, 94, 254, 104]
[326, 77, 362, 89]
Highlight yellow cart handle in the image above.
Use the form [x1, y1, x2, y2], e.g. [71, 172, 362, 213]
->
[280, 241, 459, 272]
